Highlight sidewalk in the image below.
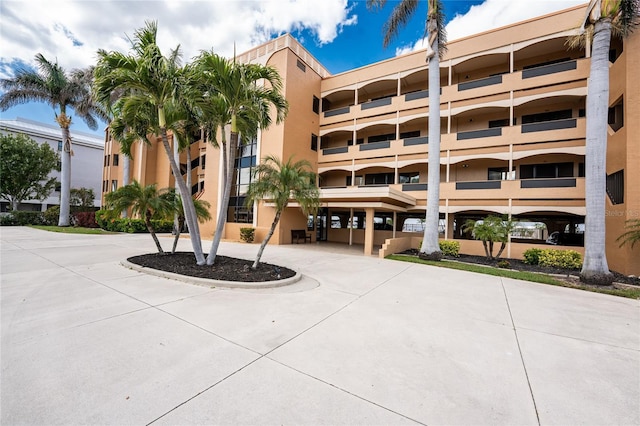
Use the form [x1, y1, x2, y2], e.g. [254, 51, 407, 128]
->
[1, 227, 638, 425]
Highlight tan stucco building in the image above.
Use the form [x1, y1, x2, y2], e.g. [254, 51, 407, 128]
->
[102, 4, 639, 275]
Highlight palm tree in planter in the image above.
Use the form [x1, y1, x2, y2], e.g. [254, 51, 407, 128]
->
[367, 0, 447, 260]
[161, 189, 212, 254]
[0, 55, 108, 226]
[94, 21, 206, 264]
[569, 0, 639, 285]
[245, 155, 320, 269]
[105, 180, 173, 253]
[462, 215, 516, 261]
[190, 51, 289, 266]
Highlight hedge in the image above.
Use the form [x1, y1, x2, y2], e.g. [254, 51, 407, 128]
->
[95, 210, 173, 233]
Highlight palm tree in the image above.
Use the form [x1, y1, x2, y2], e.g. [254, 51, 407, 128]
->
[190, 52, 288, 265]
[616, 219, 640, 249]
[245, 155, 319, 269]
[368, 0, 447, 260]
[105, 180, 173, 253]
[0, 55, 107, 226]
[93, 21, 206, 265]
[571, 0, 639, 285]
[161, 189, 212, 254]
[462, 215, 516, 260]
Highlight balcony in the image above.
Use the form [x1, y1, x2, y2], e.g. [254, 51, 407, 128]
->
[521, 118, 577, 133]
[458, 75, 503, 91]
[323, 106, 351, 118]
[360, 97, 392, 110]
[522, 60, 577, 79]
[403, 136, 428, 146]
[455, 181, 502, 190]
[456, 127, 502, 141]
[359, 140, 390, 151]
[520, 178, 576, 188]
[322, 146, 349, 155]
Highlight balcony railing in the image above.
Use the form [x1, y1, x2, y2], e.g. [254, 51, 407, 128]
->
[456, 181, 502, 190]
[359, 141, 390, 151]
[402, 183, 428, 191]
[521, 118, 577, 133]
[522, 60, 577, 79]
[457, 127, 502, 141]
[360, 97, 393, 110]
[322, 146, 349, 155]
[405, 90, 428, 101]
[458, 75, 503, 91]
[323, 106, 351, 118]
[520, 178, 577, 188]
[403, 136, 429, 146]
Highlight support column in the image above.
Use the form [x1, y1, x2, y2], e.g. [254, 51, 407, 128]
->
[392, 211, 397, 239]
[446, 206, 455, 240]
[394, 155, 399, 184]
[364, 208, 374, 255]
[349, 208, 354, 245]
[446, 150, 451, 183]
[507, 199, 513, 258]
[509, 144, 514, 179]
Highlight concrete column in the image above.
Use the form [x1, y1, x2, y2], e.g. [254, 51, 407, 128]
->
[510, 44, 514, 74]
[446, 150, 450, 183]
[509, 144, 514, 179]
[446, 209, 455, 239]
[349, 208, 354, 245]
[392, 211, 397, 239]
[394, 155, 399, 184]
[364, 207, 375, 256]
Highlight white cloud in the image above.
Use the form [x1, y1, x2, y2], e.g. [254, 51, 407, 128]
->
[0, 0, 356, 78]
[395, 0, 587, 56]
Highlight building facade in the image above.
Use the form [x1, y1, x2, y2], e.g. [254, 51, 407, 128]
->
[1, 117, 104, 211]
[101, 5, 639, 275]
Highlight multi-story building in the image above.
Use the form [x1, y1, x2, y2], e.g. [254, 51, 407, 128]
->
[1, 117, 104, 211]
[101, 4, 639, 276]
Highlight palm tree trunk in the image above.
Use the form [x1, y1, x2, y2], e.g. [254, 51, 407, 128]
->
[252, 208, 282, 269]
[122, 155, 130, 218]
[482, 241, 490, 259]
[145, 209, 164, 253]
[172, 216, 184, 254]
[581, 18, 613, 285]
[58, 124, 72, 226]
[158, 126, 205, 264]
[495, 242, 507, 260]
[207, 125, 235, 265]
[420, 24, 442, 258]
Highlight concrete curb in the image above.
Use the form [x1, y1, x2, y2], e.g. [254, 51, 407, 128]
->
[120, 260, 302, 289]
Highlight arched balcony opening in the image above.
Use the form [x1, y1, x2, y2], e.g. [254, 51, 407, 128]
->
[450, 158, 511, 185]
[451, 106, 511, 136]
[400, 69, 427, 96]
[358, 78, 398, 105]
[399, 117, 428, 144]
[322, 89, 356, 117]
[452, 53, 510, 88]
[514, 95, 585, 133]
[514, 36, 585, 75]
[319, 170, 350, 189]
[356, 123, 396, 147]
[320, 130, 352, 150]
[352, 165, 396, 187]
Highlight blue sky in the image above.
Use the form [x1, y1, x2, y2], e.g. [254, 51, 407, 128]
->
[0, 0, 586, 138]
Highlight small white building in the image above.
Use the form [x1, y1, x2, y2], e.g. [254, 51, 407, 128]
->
[0, 117, 104, 211]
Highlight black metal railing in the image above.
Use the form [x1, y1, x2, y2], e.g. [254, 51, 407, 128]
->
[522, 60, 577, 79]
[456, 181, 502, 190]
[458, 75, 503, 91]
[457, 127, 502, 140]
[521, 118, 577, 133]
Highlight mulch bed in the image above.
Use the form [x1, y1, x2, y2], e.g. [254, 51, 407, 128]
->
[127, 252, 296, 282]
[400, 249, 640, 286]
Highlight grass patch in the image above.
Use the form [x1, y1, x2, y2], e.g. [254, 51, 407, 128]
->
[387, 254, 640, 299]
[29, 225, 115, 235]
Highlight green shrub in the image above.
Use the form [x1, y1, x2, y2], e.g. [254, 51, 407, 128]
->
[523, 248, 543, 265]
[538, 249, 582, 269]
[497, 260, 511, 269]
[439, 240, 460, 257]
[0, 211, 47, 226]
[240, 227, 255, 243]
[95, 210, 172, 233]
[43, 206, 61, 225]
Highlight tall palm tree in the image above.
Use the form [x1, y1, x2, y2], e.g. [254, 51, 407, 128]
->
[105, 180, 173, 253]
[571, 0, 639, 284]
[245, 155, 319, 269]
[191, 52, 288, 265]
[368, 0, 447, 260]
[93, 21, 206, 265]
[0, 55, 107, 226]
[161, 189, 212, 254]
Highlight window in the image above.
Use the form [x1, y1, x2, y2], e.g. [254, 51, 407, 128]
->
[111, 180, 118, 192]
[520, 162, 573, 179]
[312, 96, 320, 114]
[113, 154, 119, 166]
[191, 181, 205, 195]
[201, 154, 206, 170]
[608, 97, 624, 132]
[55, 183, 62, 192]
[227, 137, 257, 222]
[522, 109, 572, 124]
[606, 169, 624, 205]
[104, 155, 110, 167]
[347, 138, 364, 146]
[311, 134, 318, 151]
[296, 59, 306, 72]
[368, 133, 395, 143]
[102, 180, 108, 192]
[399, 172, 420, 184]
[364, 173, 394, 185]
[346, 175, 363, 186]
[578, 162, 585, 177]
[488, 167, 514, 181]
[399, 130, 420, 139]
[58, 141, 62, 151]
[488, 119, 510, 128]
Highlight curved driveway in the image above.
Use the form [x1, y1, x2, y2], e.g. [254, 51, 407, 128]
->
[1, 227, 638, 425]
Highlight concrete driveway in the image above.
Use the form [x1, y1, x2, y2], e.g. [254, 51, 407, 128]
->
[1, 226, 638, 425]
